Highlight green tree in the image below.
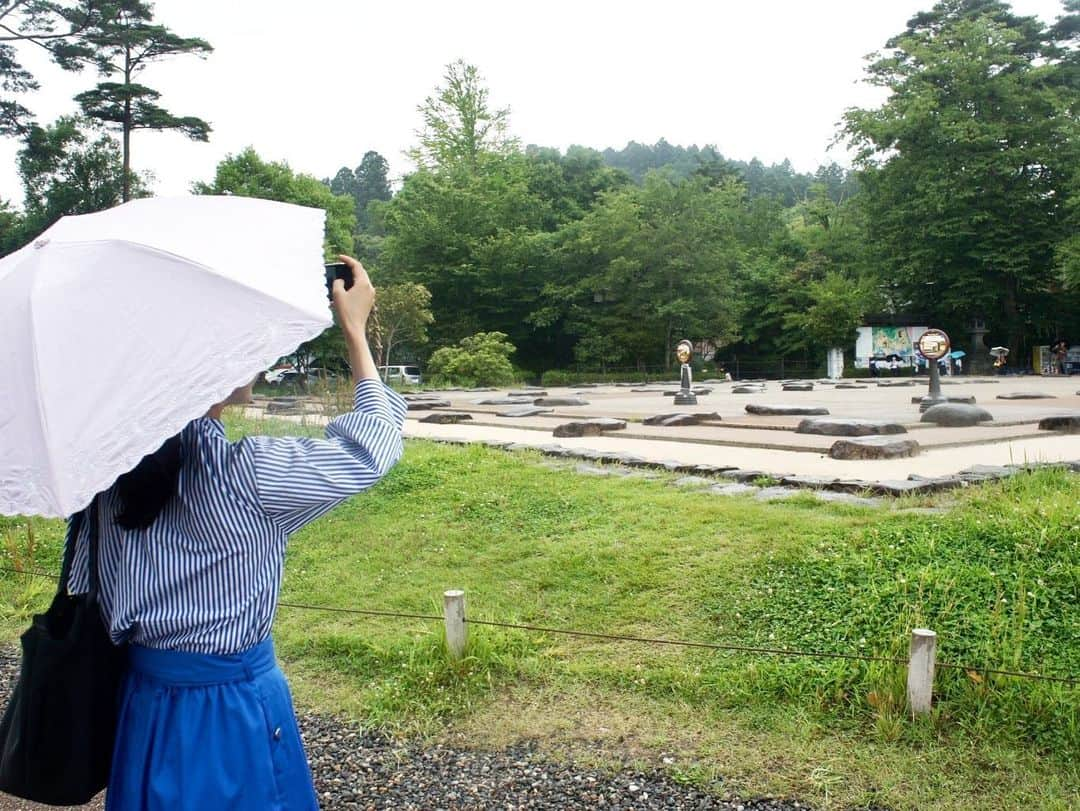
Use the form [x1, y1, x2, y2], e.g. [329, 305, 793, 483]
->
[409, 59, 517, 171]
[16, 115, 140, 237]
[843, 0, 1080, 357]
[75, 0, 211, 200]
[372, 282, 434, 373]
[327, 150, 392, 232]
[0, 1, 114, 136]
[783, 271, 871, 352]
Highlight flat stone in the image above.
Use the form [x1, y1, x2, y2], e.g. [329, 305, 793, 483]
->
[534, 397, 590, 406]
[708, 483, 756, 496]
[406, 399, 452, 410]
[576, 383, 602, 388]
[673, 476, 714, 488]
[876, 380, 918, 387]
[920, 403, 994, 427]
[780, 474, 838, 490]
[865, 479, 938, 496]
[642, 412, 722, 426]
[731, 385, 766, 394]
[828, 436, 921, 460]
[418, 412, 472, 424]
[575, 464, 614, 476]
[745, 404, 830, 416]
[506, 390, 547, 398]
[727, 469, 773, 483]
[552, 418, 627, 438]
[472, 397, 535, 405]
[755, 486, 801, 501]
[796, 418, 907, 437]
[996, 392, 1056, 400]
[692, 463, 738, 475]
[497, 406, 554, 418]
[1038, 414, 1080, 433]
[910, 395, 976, 405]
[781, 382, 814, 392]
[959, 464, 1017, 479]
[835, 383, 868, 389]
[815, 491, 882, 507]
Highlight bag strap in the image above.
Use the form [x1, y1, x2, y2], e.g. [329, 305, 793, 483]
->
[57, 497, 101, 601]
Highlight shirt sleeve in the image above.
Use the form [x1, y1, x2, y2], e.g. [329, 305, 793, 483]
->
[246, 379, 407, 535]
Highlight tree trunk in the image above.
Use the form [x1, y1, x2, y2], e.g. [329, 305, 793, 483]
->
[1003, 275, 1021, 363]
[122, 50, 132, 202]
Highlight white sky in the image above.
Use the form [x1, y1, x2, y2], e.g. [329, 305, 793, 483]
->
[0, 0, 1070, 201]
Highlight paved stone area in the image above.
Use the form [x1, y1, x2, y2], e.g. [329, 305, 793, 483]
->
[250, 375, 1080, 485]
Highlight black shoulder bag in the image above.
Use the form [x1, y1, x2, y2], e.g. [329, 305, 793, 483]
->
[0, 501, 126, 805]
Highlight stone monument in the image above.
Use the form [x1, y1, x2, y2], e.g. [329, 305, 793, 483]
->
[673, 340, 697, 406]
[916, 328, 951, 413]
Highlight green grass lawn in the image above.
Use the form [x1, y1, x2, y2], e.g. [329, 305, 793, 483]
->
[1, 412, 1077, 810]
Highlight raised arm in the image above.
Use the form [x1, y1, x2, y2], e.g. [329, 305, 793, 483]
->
[247, 257, 407, 534]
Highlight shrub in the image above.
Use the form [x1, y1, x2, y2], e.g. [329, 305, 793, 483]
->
[427, 332, 518, 387]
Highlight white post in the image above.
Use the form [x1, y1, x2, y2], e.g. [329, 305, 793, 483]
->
[907, 628, 937, 716]
[443, 589, 467, 660]
[827, 347, 844, 379]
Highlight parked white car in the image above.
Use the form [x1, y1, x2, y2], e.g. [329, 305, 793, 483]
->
[379, 365, 422, 385]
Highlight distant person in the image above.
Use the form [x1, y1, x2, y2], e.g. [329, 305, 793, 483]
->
[955, 356, 963, 375]
[1050, 339, 1068, 375]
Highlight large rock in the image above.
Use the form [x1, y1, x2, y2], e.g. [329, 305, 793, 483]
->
[419, 412, 472, 424]
[996, 392, 1056, 400]
[1038, 414, 1080, 433]
[745, 404, 830, 416]
[552, 418, 627, 437]
[731, 385, 766, 394]
[781, 382, 814, 392]
[497, 406, 554, 418]
[472, 397, 535, 406]
[406, 398, 452, 410]
[643, 412, 722, 426]
[920, 403, 994, 426]
[828, 436, 921, 460]
[535, 397, 589, 406]
[796, 418, 907, 437]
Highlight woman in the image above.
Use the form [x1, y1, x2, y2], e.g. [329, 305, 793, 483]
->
[64, 256, 405, 810]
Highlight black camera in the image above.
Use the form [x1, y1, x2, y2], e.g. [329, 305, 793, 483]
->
[324, 262, 354, 301]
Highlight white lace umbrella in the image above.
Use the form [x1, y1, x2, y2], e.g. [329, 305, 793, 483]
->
[0, 196, 332, 517]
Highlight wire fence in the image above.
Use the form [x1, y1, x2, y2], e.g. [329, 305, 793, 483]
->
[1, 565, 1075, 689]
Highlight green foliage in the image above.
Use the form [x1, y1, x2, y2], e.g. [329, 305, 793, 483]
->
[843, 1, 1080, 355]
[409, 59, 518, 171]
[327, 150, 392, 234]
[13, 115, 140, 241]
[0, 1, 114, 137]
[372, 282, 434, 371]
[426, 331, 518, 386]
[783, 271, 870, 350]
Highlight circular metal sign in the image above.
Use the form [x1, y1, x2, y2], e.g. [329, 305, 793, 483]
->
[675, 340, 693, 364]
[916, 329, 951, 360]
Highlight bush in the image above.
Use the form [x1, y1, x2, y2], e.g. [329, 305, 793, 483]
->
[427, 332, 518, 387]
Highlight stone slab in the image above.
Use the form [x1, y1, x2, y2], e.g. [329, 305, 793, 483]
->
[472, 397, 535, 406]
[406, 399, 452, 410]
[552, 418, 628, 438]
[910, 395, 976, 405]
[506, 390, 547, 398]
[796, 418, 907, 437]
[920, 403, 994, 427]
[642, 412, 722, 426]
[997, 392, 1056, 400]
[746, 404, 830, 416]
[782, 383, 815, 392]
[828, 436, 921, 460]
[419, 412, 473, 424]
[1038, 414, 1080, 433]
[836, 383, 868, 389]
[732, 385, 766, 394]
[497, 406, 554, 418]
[535, 397, 590, 406]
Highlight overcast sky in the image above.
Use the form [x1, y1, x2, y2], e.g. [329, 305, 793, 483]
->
[1, 0, 1070, 200]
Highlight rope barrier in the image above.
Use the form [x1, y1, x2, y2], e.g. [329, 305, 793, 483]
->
[0, 564, 1075, 686]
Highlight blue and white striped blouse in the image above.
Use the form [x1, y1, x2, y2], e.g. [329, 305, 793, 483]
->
[66, 379, 407, 655]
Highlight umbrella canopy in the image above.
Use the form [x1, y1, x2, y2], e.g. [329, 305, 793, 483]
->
[989, 346, 1010, 357]
[950, 350, 967, 359]
[0, 196, 332, 517]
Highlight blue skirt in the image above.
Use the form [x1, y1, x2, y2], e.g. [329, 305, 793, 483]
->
[106, 638, 319, 811]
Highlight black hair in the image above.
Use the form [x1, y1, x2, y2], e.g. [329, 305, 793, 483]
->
[113, 433, 184, 530]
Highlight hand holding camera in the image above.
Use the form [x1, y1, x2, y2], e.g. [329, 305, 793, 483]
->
[325, 255, 375, 339]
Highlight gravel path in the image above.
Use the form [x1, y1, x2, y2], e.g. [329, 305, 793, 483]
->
[0, 648, 811, 810]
